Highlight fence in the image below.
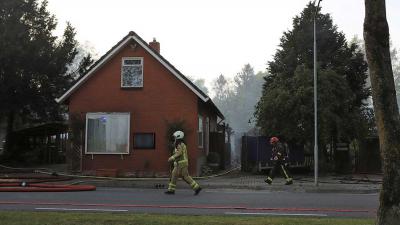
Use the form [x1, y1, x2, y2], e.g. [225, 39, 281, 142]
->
[241, 135, 310, 172]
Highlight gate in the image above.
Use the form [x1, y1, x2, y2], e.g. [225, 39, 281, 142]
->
[209, 132, 230, 169]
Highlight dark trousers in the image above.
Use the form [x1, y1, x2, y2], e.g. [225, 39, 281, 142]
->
[268, 160, 292, 180]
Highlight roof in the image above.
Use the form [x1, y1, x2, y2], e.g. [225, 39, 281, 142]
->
[56, 31, 224, 119]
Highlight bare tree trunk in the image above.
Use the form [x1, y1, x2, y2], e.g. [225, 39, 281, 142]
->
[364, 1, 400, 224]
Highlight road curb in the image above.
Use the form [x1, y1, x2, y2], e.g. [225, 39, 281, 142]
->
[82, 179, 380, 194]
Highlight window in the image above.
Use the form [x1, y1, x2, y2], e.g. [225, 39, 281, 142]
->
[198, 115, 203, 148]
[133, 133, 155, 149]
[121, 57, 143, 87]
[86, 113, 130, 154]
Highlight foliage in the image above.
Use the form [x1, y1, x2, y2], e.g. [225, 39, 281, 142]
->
[255, 3, 370, 147]
[212, 74, 234, 123]
[211, 65, 264, 163]
[257, 66, 357, 144]
[212, 65, 265, 135]
[0, 0, 93, 154]
[349, 35, 400, 114]
[0, 0, 92, 129]
[68, 42, 97, 79]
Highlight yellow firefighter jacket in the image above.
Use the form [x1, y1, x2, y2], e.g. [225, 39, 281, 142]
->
[168, 143, 189, 167]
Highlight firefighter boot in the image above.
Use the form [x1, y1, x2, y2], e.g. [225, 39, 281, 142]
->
[165, 182, 176, 194]
[285, 178, 293, 185]
[194, 187, 202, 195]
[264, 177, 273, 185]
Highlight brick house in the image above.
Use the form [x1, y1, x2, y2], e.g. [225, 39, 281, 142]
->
[56, 31, 224, 176]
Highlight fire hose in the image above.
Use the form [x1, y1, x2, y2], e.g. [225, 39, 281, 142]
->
[0, 165, 96, 192]
[0, 163, 241, 191]
[0, 183, 96, 192]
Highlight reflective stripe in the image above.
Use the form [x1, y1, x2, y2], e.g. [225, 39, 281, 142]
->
[183, 144, 187, 161]
[168, 183, 176, 191]
[175, 143, 188, 162]
[281, 165, 289, 179]
[266, 177, 273, 181]
[177, 159, 188, 167]
[190, 181, 199, 189]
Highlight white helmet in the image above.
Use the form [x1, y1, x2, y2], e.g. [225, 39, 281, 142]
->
[172, 131, 184, 140]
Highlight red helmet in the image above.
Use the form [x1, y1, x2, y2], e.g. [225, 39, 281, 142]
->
[270, 136, 279, 144]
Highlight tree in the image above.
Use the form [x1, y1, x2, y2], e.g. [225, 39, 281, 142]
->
[232, 64, 264, 133]
[350, 35, 400, 112]
[364, 0, 400, 224]
[212, 74, 234, 124]
[255, 3, 370, 161]
[0, 0, 86, 153]
[212, 66, 264, 163]
[257, 66, 355, 144]
[68, 41, 97, 79]
[212, 65, 264, 135]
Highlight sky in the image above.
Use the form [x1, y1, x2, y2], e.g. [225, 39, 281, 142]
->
[46, 0, 400, 93]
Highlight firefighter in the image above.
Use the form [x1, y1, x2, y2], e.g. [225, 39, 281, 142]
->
[165, 131, 202, 195]
[265, 136, 293, 185]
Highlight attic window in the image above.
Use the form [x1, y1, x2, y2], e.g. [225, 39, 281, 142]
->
[121, 57, 143, 88]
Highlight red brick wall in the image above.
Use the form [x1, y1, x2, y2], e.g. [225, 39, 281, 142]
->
[68, 40, 201, 175]
[196, 101, 219, 172]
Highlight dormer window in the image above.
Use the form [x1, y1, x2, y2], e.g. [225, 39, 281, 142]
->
[121, 57, 143, 88]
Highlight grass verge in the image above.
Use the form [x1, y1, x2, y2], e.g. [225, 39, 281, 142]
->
[0, 211, 374, 225]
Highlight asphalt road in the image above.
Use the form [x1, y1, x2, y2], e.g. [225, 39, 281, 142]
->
[0, 187, 378, 218]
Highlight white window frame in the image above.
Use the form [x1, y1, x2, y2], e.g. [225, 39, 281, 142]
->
[198, 115, 204, 148]
[121, 57, 143, 88]
[85, 112, 130, 155]
[205, 116, 210, 155]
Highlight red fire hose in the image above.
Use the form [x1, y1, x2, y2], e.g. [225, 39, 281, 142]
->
[0, 182, 96, 192]
[0, 164, 96, 192]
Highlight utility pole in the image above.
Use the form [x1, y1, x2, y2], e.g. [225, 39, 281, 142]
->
[313, 0, 322, 187]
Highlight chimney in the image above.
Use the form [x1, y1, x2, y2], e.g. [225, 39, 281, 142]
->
[149, 38, 160, 53]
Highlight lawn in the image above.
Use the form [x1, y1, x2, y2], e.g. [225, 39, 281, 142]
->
[0, 211, 374, 225]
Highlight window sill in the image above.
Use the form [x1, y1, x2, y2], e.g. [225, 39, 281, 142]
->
[85, 152, 130, 155]
[120, 87, 143, 90]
